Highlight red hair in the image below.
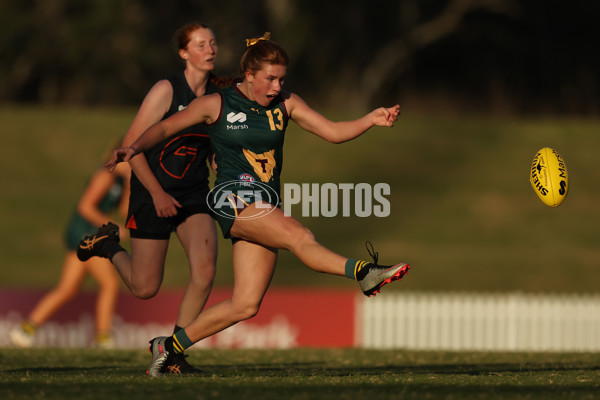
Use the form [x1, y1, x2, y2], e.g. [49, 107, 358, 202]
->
[174, 23, 234, 88]
[174, 22, 210, 50]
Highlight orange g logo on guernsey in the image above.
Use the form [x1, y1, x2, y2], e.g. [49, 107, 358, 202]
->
[159, 134, 207, 179]
[208, 180, 280, 220]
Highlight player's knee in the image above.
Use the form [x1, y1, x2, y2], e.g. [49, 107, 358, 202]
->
[60, 287, 80, 302]
[189, 263, 216, 288]
[188, 278, 214, 296]
[129, 283, 160, 299]
[52, 282, 81, 302]
[131, 288, 158, 300]
[234, 301, 261, 321]
[239, 306, 260, 321]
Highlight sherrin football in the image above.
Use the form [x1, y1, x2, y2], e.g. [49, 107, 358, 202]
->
[529, 147, 569, 207]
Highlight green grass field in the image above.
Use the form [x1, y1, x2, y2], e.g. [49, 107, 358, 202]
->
[2, 105, 600, 292]
[1, 348, 599, 399]
[2, 107, 600, 399]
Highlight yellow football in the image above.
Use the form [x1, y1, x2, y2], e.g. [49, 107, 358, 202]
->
[529, 147, 569, 207]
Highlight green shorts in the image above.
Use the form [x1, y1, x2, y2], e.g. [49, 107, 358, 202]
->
[208, 182, 279, 238]
[64, 214, 95, 250]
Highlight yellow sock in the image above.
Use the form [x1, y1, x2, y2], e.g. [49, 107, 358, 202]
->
[22, 320, 37, 335]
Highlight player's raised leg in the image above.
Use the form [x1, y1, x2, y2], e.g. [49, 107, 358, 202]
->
[230, 202, 410, 296]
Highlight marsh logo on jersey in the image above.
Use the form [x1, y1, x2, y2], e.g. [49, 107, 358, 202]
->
[226, 112, 249, 130]
[227, 112, 246, 123]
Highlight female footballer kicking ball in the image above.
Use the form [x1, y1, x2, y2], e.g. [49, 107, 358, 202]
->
[102, 33, 410, 376]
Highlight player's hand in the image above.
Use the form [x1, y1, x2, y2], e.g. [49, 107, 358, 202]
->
[152, 190, 182, 218]
[104, 147, 137, 172]
[370, 105, 401, 127]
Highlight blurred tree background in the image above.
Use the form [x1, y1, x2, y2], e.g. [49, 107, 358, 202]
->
[2, 0, 600, 293]
[1, 0, 598, 115]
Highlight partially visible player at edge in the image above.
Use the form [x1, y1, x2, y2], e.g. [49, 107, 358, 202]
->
[77, 23, 232, 373]
[11, 141, 130, 349]
[93, 33, 410, 377]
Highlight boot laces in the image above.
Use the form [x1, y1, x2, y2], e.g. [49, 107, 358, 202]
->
[365, 241, 379, 265]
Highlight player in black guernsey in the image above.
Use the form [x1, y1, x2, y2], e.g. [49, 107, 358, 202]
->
[105, 34, 410, 377]
[78, 23, 231, 374]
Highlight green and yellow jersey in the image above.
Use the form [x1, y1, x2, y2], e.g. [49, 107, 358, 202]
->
[209, 84, 288, 194]
[207, 84, 289, 237]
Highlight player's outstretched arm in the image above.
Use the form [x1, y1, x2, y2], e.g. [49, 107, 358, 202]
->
[287, 92, 400, 143]
[105, 93, 221, 171]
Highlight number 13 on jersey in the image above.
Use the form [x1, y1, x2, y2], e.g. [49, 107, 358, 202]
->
[266, 109, 284, 131]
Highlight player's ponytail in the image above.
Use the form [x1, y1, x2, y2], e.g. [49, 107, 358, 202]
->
[208, 73, 236, 88]
[240, 32, 289, 74]
[245, 32, 271, 47]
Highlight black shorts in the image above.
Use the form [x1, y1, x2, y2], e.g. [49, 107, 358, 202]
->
[127, 201, 211, 240]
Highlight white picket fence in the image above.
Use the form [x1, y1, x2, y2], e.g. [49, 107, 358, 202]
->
[360, 292, 600, 352]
